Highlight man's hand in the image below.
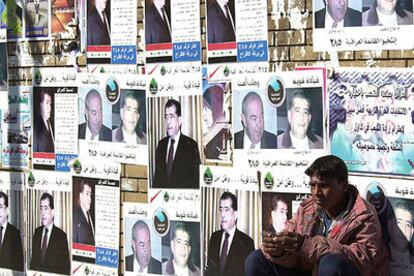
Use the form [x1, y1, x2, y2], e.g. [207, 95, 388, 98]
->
[261, 232, 284, 258]
[274, 231, 305, 252]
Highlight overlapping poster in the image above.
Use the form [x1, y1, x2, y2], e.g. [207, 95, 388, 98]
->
[206, 0, 268, 80]
[32, 68, 78, 171]
[26, 170, 72, 276]
[52, 0, 77, 38]
[0, 86, 31, 169]
[24, 0, 50, 39]
[6, 0, 23, 39]
[313, 0, 414, 51]
[0, 171, 25, 275]
[78, 73, 148, 165]
[71, 159, 120, 275]
[329, 68, 414, 175]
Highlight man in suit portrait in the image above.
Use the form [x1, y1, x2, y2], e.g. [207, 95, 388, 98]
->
[163, 222, 200, 275]
[152, 99, 201, 189]
[87, 0, 111, 45]
[112, 91, 147, 145]
[145, 0, 171, 44]
[277, 89, 324, 149]
[30, 193, 70, 275]
[234, 91, 277, 149]
[79, 89, 112, 141]
[0, 192, 24, 271]
[73, 180, 95, 245]
[205, 192, 255, 276]
[33, 89, 55, 153]
[207, 0, 236, 43]
[126, 220, 161, 273]
[315, 0, 362, 28]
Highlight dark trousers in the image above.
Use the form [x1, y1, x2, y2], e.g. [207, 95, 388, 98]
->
[245, 249, 360, 276]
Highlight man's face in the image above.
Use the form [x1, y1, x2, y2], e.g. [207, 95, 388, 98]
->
[40, 198, 54, 227]
[271, 201, 288, 231]
[40, 94, 52, 122]
[171, 229, 191, 268]
[0, 197, 8, 225]
[288, 97, 311, 139]
[86, 94, 103, 137]
[309, 174, 347, 216]
[80, 184, 92, 212]
[121, 97, 140, 135]
[377, 0, 397, 15]
[368, 193, 385, 212]
[395, 208, 414, 243]
[132, 227, 151, 268]
[95, 0, 108, 11]
[219, 198, 237, 232]
[327, 0, 348, 22]
[241, 98, 264, 145]
[164, 105, 181, 138]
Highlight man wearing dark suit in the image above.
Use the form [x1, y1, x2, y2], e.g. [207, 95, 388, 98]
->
[152, 99, 201, 189]
[30, 193, 70, 275]
[207, 0, 236, 43]
[315, 0, 361, 28]
[87, 0, 110, 45]
[73, 180, 95, 245]
[125, 220, 161, 273]
[145, 0, 171, 44]
[33, 89, 55, 153]
[78, 89, 112, 142]
[0, 192, 24, 271]
[234, 91, 277, 149]
[205, 192, 254, 276]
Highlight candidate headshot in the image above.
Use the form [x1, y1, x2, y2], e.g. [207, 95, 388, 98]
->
[87, 0, 111, 45]
[205, 191, 254, 276]
[152, 99, 201, 189]
[266, 195, 289, 234]
[112, 90, 147, 145]
[234, 91, 277, 149]
[30, 193, 70, 275]
[79, 89, 112, 141]
[162, 222, 200, 275]
[363, 0, 413, 26]
[125, 220, 161, 273]
[0, 192, 24, 271]
[73, 179, 95, 245]
[277, 89, 324, 149]
[33, 89, 55, 153]
[145, 0, 172, 44]
[207, 0, 236, 43]
[315, 0, 362, 28]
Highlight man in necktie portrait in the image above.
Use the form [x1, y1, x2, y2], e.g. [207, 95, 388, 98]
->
[73, 179, 95, 246]
[205, 191, 255, 276]
[33, 89, 55, 153]
[145, 0, 172, 44]
[30, 192, 70, 275]
[87, 0, 111, 45]
[234, 91, 277, 150]
[207, 0, 236, 43]
[314, 0, 362, 28]
[125, 220, 161, 273]
[78, 89, 112, 142]
[152, 99, 201, 189]
[0, 192, 24, 271]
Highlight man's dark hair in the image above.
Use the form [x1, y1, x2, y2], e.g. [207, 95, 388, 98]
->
[39, 90, 52, 104]
[172, 222, 191, 243]
[40, 192, 54, 209]
[394, 200, 414, 223]
[131, 220, 149, 241]
[165, 99, 181, 117]
[121, 90, 139, 110]
[305, 155, 348, 184]
[271, 195, 288, 211]
[287, 89, 312, 112]
[80, 179, 92, 194]
[0, 192, 8, 208]
[220, 191, 238, 211]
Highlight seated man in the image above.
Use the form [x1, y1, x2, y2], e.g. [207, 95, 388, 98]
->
[245, 155, 389, 276]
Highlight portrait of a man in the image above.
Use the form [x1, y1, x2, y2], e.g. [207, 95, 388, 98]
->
[33, 89, 55, 153]
[87, 0, 111, 45]
[112, 91, 147, 145]
[73, 179, 95, 245]
[234, 91, 277, 149]
[79, 89, 112, 141]
[152, 99, 201, 189]
[363, 0, 413, 26]
[315, 0, 362, 28]
[0, 192, 24, 271]
[30, 193, 70, 275]
[207, 0, 236, 43]
[145, 0, 171, 44]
